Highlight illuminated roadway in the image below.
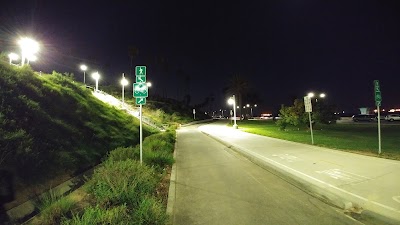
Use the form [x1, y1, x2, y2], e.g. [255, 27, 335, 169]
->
[170, 124, 361, 225]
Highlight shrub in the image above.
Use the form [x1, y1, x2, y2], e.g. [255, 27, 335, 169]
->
[35, 190, 74, 225]
[61, 205, 130, 225]
[132, 196, 168, 225]
[144, 150, 174, 172]
[87, 160, 158, 208]
[107, 146, 139, 162]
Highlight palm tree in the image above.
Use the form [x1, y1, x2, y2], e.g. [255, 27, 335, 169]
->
[224, 74, 249, 118]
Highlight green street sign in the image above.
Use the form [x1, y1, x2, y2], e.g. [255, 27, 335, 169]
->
[133, 83, 148, 97]
[135, 66, 146, 76]
[373, 80, 380, 92]
[136, 75, 146, 83]
[135, 97, 146, 105]
[375, 91, 382, 102]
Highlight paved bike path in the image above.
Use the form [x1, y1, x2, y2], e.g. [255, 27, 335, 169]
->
[198, 122, 400, 223]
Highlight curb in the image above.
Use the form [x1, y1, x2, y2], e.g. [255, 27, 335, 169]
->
[200, 130, 400, 225]
[166, 134, 178, 225]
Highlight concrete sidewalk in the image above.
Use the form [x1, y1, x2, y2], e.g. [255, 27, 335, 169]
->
[199, 121, 400, 224]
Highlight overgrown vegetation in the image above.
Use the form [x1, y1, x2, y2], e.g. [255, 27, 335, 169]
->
[0, 61, 154, 197]
[277, 98, 337, 130]
[31, 131, 175, 225]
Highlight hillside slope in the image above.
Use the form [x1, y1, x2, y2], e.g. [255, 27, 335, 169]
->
[0, 62, 153, 183]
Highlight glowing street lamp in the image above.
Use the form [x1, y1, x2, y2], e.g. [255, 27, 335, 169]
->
[8, 53, 19, 65]
[308, 92, 326, 102]
[92, 72, 100, 92]
[246, 104, 257, 118]
[121, 73, 128, 105]
[26, 55, 37, 64]
[18, 37, 39, 66]
[227, 95, 238, 129]
[146, 82, 152, 87]
[80, 64, 88, 84]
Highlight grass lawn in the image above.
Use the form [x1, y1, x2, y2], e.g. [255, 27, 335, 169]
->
[236, 120, 400, 160]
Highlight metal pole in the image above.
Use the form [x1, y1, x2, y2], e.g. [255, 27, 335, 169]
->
[233, 95, 238, 129]
[140, 104, 143, 164]
[377, 105, 381, 154]
[308, 112, 314, 144]
[96, 79, 98, 92]
[122, 74, 125, 105]
[83, 71, 86, 84]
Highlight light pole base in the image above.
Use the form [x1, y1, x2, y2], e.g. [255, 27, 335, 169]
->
[233, 124, 238, 129]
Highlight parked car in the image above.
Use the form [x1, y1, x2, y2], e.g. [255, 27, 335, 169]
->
[385, 114, 400, 122]
[352, 114, 376, 122]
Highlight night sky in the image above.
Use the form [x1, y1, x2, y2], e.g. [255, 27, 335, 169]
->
[1, 0, 400, 114]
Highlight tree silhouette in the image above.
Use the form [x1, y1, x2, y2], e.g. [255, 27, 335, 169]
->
[224, 74, 249, 118]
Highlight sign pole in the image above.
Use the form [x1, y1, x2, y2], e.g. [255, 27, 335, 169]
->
[377, 105, 381, 154]
[374, 80, 382, 155]
[308, 111, 314, 145]
[140, 104, 143, 164]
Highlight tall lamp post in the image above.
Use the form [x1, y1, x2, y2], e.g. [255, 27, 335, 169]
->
[121, 73, 128, 106]
[92, 72, 100, 92]
[308, 92, 326, 102]
[80, 64, 87, 84]
[18, 37, 39, 66]
[8, 53, 19, 65]
[228, 95, 238, 129]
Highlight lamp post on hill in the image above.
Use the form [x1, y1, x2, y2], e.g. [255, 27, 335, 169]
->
[228, 95, 238, 129]
[121, 73, 128, 106]
[92, 72, 100, 92]
[18, 37, 39, 66]
[80, 64, 87, 84]
[8, 53, 19, 65]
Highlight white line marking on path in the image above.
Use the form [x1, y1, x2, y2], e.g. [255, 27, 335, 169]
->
[393, 196, 400, 204]
[235, 146, 400, 213]
[272, 154, 302, 163]
[316, 169, 371, 182]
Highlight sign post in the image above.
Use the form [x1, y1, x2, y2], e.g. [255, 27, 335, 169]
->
[133, 65, 148, 164]
[304, 96, 314, 145]
[374, 80, 382, 154]
[193, 109, 196, 120]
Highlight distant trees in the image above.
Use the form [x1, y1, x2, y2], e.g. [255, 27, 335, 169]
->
[224, 74, 249, 118]
[277, 98, 336, 130]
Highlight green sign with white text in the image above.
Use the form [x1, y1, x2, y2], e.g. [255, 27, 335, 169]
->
[133, 83, 148, 97]
[135, 97, 146, 105]
[374, 80, 382, 106]
[135, 66, 146, 76]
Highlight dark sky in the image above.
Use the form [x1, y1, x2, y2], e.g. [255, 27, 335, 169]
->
[1, 0, 400, 114]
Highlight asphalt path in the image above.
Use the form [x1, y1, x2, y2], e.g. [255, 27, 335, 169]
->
[171, 125, 360, 225]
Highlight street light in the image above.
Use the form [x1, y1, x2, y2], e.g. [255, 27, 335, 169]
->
[147, 82, 152, 87]
[308, 92, 326, 102]
[121, 73, 128, 106]
[92, 72, 100, 92]
[227, 95, 238, 129]
[18, 37, 39, 66]
[8, 53, 19, 65]
[80, 64, 87, 84]
[246, 104, 257, 118]
[26, 55, 37, 64]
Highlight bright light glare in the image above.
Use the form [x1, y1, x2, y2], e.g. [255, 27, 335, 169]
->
[121, 78, 128, 86]
[92, 72, 100, 80]
[227, 98, 234, 105]
[147, 82, 152, 87]
[80, 64, 87, 71]
[27, 55, 37, 62]
[254, 104, 257, 107]
[18, 37, 39, 56]
[320, 93, 326, 98]
[307, 92, 315, 98]
[8, 53, 19, 60]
